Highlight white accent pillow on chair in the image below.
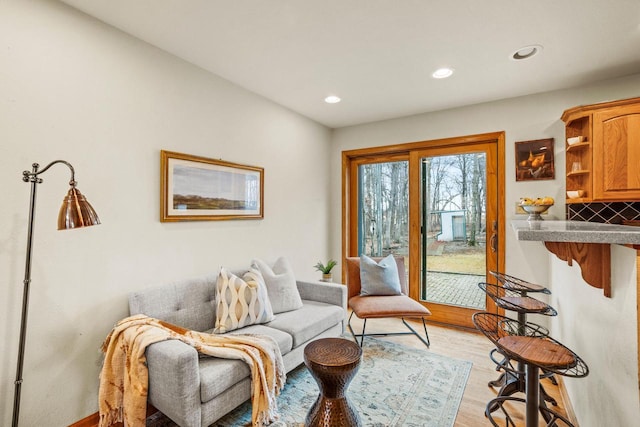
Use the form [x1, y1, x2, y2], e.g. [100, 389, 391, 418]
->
[359, 254, 403, 296]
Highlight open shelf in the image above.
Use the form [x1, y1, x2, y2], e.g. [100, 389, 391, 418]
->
[567, 170, 589, 177]
[566, 141, 590, 152]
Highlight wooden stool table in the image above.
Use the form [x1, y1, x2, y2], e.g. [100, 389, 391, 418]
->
[303, 337, 362, 427]
[473, 313, 589, 427]
[496, 335, 574, 427]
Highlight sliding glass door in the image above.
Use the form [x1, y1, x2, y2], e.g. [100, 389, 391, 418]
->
[409, 143, 499, 327]
[343, 133, 504, 329]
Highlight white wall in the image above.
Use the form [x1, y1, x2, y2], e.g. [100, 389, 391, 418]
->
[549, 245, 638, 426]
[331, 74, 640, 427]
[0, 1, 332, 425]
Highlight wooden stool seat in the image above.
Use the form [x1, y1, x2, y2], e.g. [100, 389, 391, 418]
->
[502, 280, 547, 293]
[499, 296, 550, 313]
[473, 312, 589, 427]
[478, 282, 558, 317]
[497, 336, 576, 368]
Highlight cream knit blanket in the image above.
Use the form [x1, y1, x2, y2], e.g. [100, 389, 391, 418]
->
[98, 314, 285, 427]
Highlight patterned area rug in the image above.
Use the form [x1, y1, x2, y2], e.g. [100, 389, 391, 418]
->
[147, 337, 472, 427]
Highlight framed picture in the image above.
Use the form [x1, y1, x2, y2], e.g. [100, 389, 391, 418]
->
[515, 138, 555, 181]
[160, 150, 264, 222]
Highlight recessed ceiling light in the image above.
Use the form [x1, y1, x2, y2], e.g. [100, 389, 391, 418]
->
[432, 68, 454, 79]
[511, 44, 543, 60]
[324, 95, 341, 104]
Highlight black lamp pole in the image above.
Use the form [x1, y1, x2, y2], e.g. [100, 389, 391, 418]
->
[12, 161, 100, 427]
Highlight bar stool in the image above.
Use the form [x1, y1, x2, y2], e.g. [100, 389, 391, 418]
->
[473, 313, 588, 427]
[489, 271, 551, 296]
[479, 281, 559, 414]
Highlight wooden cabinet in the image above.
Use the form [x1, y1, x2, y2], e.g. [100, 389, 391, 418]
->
[562, 97, 640, 203]
[593, 103, 640, 200]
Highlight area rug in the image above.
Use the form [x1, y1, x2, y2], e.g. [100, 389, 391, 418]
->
[147, 337, 472, 427]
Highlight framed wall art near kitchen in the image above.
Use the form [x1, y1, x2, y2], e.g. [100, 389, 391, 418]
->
[515, 138, 555, 181]
[160, 150, 264, 222]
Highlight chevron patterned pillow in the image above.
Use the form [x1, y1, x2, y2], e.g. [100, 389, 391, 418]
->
[214, 267, 275, 333]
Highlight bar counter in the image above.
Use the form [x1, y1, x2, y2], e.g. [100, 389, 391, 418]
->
[512, 220, 640, 245]
[511, 220, 640, 297]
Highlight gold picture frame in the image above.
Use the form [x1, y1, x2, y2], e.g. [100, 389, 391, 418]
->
[160, 150, 264, 222]
[515, 138, 555, 181]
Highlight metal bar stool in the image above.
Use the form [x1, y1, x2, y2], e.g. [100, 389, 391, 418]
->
[473, 313, 588, 427]
[479, 281, 559, 415]
[489, 271, 551, 296]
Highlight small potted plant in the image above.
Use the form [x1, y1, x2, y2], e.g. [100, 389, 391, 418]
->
[314, 259, 337, 282]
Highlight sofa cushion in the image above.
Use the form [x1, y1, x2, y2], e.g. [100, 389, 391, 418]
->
[252, 257, 303, 314]
[199, 325, 293, 402]
[214, 268, 275, 333]
[129, 275, 216, 332]
[199, 358, 250, 403]
[265, 300, 344, 347]
[229, 324, 294, 355]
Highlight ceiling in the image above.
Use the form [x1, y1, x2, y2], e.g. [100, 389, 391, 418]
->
[59, 0, 640, 128]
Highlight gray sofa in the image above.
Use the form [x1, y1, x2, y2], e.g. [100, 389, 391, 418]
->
[128, 273, 347, 427]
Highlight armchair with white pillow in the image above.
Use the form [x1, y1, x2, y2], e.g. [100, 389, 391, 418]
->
[345, 255, 431, 347]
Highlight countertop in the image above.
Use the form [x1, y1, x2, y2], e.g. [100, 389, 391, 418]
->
[511, 220, 640, 245]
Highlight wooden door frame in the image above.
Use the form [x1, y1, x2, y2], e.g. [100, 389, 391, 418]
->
[341, 132, 506, 327]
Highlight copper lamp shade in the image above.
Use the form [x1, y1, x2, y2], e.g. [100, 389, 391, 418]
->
[58, 187, 101, 230]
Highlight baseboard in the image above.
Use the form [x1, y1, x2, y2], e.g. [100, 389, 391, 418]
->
[556, 375, 579, 426]
[69, 405, 157, 427]
[68, 412, 101, 427]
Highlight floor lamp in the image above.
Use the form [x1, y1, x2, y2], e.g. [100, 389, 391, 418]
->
[12, 160, 100, 427]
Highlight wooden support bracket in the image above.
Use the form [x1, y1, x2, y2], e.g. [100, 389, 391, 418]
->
[543, 241, 611, 297]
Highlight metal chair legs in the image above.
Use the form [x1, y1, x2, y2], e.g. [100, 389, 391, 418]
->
[347, 312, 430, 348]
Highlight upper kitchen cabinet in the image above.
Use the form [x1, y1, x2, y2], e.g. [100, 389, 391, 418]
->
[562, 97, 640, 203]
[593, 103, 640, 200]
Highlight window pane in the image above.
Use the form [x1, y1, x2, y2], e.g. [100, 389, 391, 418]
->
[420, 153, 486, 310]
[358, 162, 409, 269]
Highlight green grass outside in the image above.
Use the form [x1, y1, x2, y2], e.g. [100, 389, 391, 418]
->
[426, 251, 485, 275]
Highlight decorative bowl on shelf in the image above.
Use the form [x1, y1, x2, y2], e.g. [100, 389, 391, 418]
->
[566, 190, 585, 199]
[567, 136, 585, 145]
[519, 203, 553, 221]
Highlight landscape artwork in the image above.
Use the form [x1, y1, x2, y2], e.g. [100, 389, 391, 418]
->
[515, 138, 555, 181]
[161, 150, 263, 221]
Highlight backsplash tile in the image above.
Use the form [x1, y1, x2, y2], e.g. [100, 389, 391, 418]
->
[566, 202, 640, 224]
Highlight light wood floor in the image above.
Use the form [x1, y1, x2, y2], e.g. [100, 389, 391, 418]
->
[348, 315, 570, 427]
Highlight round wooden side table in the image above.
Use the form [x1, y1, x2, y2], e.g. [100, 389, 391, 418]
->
[303, 337, 363, 427]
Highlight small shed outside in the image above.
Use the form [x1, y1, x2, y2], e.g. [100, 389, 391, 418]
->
[437, 210, 467, 242]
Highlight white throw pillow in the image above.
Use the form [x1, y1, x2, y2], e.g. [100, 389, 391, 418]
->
[359, 254, 403, 296]
[214, 267, 275, 334]
[252, 257, 303, 314]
